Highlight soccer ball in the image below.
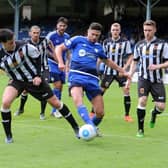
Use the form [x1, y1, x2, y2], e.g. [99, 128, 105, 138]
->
[79, 124, 97, 141]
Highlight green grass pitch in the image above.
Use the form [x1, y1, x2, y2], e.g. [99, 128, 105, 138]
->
[0, 72, 168, 168]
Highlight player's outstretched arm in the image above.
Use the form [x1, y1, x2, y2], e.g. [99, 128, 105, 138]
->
[55, 43, 67, 71]
[125, 60, 137, 89]
[105, 58, 130, 79]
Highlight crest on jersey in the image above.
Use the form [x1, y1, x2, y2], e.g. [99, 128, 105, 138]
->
[79, 49, 86, 57]
[94, 48, 98, 53]
[145, 50, 149, 55]
[111, 48, 115, 53]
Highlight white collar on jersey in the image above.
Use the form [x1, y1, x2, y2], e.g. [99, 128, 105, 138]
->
[146, 36, 157, 45]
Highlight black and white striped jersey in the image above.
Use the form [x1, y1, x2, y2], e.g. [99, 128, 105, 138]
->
[0, 41, 41, 82]
[134, 37, 168, 83]
[27, 37, 51, 72]
[103, 37, 132, 75]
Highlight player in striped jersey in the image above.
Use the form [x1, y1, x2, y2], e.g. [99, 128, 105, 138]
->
[46, 17, 70, 118]
[14, 25, 54, 120]
[126, 20, 168, 137]
[0, 29, 79, 143]
[89, 23, 133, 122]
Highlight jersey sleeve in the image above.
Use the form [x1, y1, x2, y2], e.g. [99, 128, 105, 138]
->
[126, 41, 133, 56]
[46, 31, 53, 40]
[64, 36, 79, 49]
[162, 42, 168, 61]
[133, 43, 140, 61]
[98, 46, 107, 60]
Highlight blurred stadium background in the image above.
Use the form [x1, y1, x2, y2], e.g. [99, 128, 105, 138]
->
[0, 0, 168, 41]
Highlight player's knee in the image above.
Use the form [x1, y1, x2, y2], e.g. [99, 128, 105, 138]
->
[156, 103, 165, 112]
[1, 99, 11, 109]
[139, 97, 147, 107]
[47, 95, 61, 108]
[123, 88, 130, 95]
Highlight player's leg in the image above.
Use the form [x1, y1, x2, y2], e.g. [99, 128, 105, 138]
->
[136, 96, 147, 137]
[136, 78, 150, 137]
[51, 80, 63, 118]
[91, 94, 104, 126]
[150, 103, 164, 128]
[89, 74, 112, 118]
[150, 83, 166, 128]
[70, 86, 95, 127]
[47, 95, 79, 138]
[27, 80, 80, 138]
[122, 85, 133, 122]
[39, 70, 50, 120]
[1, 85, 18, 143]
[49, 71, 63, 118]
[40, 100, 47, 120]
[116, 76, 132, 122]
[85, 77, 105, 129]
[14, 90, 28, 116]
[89, 88, 105, 118]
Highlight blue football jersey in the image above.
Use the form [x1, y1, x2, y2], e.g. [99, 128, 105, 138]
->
[64, 36, 107, 77]
[46, 30, 70, 63]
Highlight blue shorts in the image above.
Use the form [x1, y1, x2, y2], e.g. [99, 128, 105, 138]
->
[48, 59, 66, 83]
[68, 72, 102, 101]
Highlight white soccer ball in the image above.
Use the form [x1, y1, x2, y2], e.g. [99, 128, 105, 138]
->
[79, 124, 97, 141]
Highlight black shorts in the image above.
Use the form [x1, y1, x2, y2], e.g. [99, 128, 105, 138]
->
[101, 75, 127, 88]
[42, 69, 50, 83]
[138, 77, 166, 102]
[8, 79, 54, 101]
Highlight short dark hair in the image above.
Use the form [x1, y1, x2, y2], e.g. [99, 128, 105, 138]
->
[0, 28, 14, 43]
[89, 22, 103, 32]
[57, 17, 68, 25]
[143, 20, 156, 28]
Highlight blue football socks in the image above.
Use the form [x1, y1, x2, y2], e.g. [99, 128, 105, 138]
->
[52, 88, 61, 113]
[77, 105, 95, 126]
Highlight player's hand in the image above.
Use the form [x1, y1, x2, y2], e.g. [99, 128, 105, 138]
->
[58, 63, 65, 71]
[119, 71, 131, 80]
[33, 76, 42, 86]
[148, 64, 160, 71]
[124, 72, 131, 80]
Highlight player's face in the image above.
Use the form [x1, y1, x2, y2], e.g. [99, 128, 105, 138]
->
[111, 26, 120, 39]
[3, 36, 16, 51]
[87, 29, 101, 43]
[143, 25, 156, 41]
[29, 28, 40, 42]
[56, 22, 67, 35]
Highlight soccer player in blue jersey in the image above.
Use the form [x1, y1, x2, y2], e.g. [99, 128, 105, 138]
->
[126, 20, 168, 137]
[55, 22, 130, 134]
[46, 17, 70, 118]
